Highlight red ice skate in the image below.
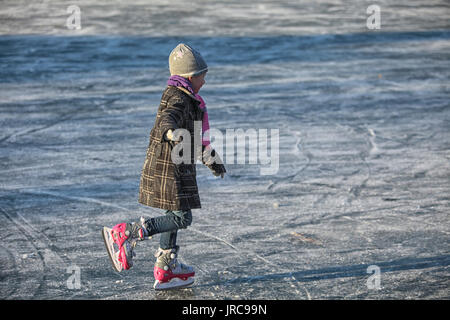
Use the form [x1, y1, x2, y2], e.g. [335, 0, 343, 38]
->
[153, 246, 195, 290]
[102, 218, 149, 272]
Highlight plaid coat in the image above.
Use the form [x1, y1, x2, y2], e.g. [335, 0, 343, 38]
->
[139, 86, 225, 211]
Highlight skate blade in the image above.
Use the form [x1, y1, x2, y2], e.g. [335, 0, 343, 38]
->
[102, 227, 123, 272]
[153, 277, 195, 290]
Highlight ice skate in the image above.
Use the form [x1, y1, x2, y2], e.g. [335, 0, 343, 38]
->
[102, 217, 150, 272]
[153, 246, 195, 290]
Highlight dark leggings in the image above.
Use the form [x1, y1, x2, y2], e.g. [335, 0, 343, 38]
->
[144, 210, 192, 250]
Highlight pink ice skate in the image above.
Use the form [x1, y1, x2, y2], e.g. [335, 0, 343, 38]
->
[102, 218, 149, 272]
[153, 246, 195, 290]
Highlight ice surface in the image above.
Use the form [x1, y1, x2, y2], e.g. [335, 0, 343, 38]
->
[0, 0, 449, 299]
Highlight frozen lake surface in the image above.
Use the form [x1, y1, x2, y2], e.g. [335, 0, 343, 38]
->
[0, 0, 449, 299]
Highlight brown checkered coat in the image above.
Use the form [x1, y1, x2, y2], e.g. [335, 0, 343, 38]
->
[139, 86, 225, 211]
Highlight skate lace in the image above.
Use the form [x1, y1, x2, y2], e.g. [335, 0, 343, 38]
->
[124, 217, 149, 260]
[171, 258, 185, 272]
[124, 239, 137, 260]
[155, 247, 191, 273]
[171, 254, 194, 273]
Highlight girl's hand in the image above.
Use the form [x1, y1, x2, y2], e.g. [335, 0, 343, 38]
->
[211, 163, 226, 179]
[213, 171, 225, 179]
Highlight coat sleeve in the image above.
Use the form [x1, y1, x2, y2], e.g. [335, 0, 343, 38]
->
[158, 97, 186, 142]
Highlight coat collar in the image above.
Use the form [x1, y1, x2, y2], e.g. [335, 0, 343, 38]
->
[174, 86, 202, 104]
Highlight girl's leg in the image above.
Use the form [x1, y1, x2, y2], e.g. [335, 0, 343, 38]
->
[159, 230, 177, 250]
[102, 210, 192, 273]
[145, 210, 192, 249]
[149, 210, 195, 289]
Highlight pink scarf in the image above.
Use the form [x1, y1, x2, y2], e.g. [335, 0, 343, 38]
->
[194, 95, 211, 147]
[167, 75, 211, 147]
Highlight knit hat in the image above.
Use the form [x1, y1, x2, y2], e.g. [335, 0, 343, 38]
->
[169, 43, 208, 78]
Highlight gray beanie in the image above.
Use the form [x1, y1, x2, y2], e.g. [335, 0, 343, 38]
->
[169, 43, 208, 77]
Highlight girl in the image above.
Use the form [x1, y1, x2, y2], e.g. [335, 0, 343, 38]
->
[102, 43, 226, 290]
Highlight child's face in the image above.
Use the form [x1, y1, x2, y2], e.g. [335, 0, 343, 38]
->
[189, 73, 206, 94]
